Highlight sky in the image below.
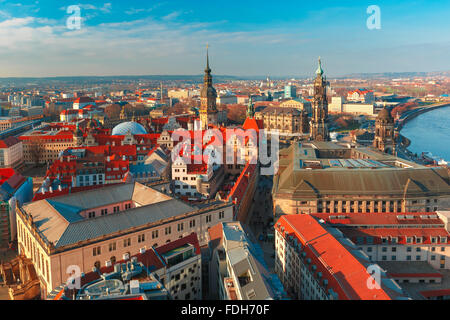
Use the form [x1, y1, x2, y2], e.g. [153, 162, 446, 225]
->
[0, 0, 449, 77]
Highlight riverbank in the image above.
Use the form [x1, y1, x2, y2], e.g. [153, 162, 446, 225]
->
[399, 104, 450, 165]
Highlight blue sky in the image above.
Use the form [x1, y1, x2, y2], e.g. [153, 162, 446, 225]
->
[0, 0, 449, 77]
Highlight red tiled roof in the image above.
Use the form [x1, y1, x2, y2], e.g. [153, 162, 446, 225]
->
[156, 232, 201, 256]
[208, 223, 224, 248]
[226, 162, 256, 204]
[74, 97, 95, 104]
[388, 273, 443, 278]
[0, 136, 21, 148]
[311, 213, 450, 245]
[60, 109, 79, 115]
[32, 184, 122, 202]
[420, 289, 450, 298]
[242, 117, 263, 133]
[0, 168, 25, 189]
[186, 163, 208, 175]
[341, 228, 450, 245]
[311, 212, 444, 227]
[276, 214, 393, 300]
[0, 168, 16, 184]
[348, 89, 373, 96]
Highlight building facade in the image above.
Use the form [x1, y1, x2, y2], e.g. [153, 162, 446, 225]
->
[274, 214, 406, 300]
[254, 106, 309, 136]
[15, 182, 234, 296]
[272, 141, 450, 216]
[0, 137, 23, 169]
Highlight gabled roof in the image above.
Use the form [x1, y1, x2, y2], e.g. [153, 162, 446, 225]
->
[0, 136, 21, 148]
[23, 182, 194, 248]
[276, 215, 396, 300]
[242, 117, 263, 133]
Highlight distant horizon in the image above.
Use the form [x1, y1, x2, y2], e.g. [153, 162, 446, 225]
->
[0, 69, 449, 81]
[0, 1, 449, 77]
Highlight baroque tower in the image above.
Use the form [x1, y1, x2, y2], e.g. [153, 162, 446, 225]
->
[310, 57, 329, 141]
[373, 106, 396, 155]
[246, 96, 255, 118]
[199, 45, 218, 130]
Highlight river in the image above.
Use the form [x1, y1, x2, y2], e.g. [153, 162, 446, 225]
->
[401, 106, 450, 162]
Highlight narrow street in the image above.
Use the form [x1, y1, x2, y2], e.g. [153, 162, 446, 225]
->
[245, 175, 275, 272]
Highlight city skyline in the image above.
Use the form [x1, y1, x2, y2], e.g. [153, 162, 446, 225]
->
[0, 0, 449, 77]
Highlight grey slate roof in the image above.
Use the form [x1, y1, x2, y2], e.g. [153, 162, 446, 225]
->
[21, 182, 195, 249]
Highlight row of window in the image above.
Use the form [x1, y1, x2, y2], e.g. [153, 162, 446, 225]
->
[18, 222, 50, 283]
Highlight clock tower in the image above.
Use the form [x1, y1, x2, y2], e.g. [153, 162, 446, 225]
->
[200, 45, 218, 129]
[310, 57, 330, 141]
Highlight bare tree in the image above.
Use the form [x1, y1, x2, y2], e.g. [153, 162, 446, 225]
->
[104, 104, 122, 120]
[28, 137, 44, 166]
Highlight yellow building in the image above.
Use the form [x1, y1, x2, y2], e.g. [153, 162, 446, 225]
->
[272, 141, 450, 217]
[16, 182, 234, 297]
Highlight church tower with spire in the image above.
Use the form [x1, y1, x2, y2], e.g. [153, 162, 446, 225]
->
[310, 57, 330, 141]
[246, 96, 255, 119]
[200, 44, 218, 129]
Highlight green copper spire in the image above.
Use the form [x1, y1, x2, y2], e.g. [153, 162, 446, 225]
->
[316, 56, 324, 76]
[247, 96, 255, 118]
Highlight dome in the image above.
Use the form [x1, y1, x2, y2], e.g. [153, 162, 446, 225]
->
[377, 108, 393, 122]
[112, 121, 147, 136]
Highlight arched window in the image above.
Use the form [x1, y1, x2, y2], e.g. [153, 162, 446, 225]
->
[110, 256, 116, 265]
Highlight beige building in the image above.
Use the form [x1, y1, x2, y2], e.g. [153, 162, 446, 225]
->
[168, 89, 192, 100]
[216, 95, 237, 105]
[272, 141, 450, 217]
[16, 182, 234, 296]
[254, 106, 309, 137]
[274, 214, 405, 300]
[329, 97, 375, 116]
[0, 137, 23, 169]
[20, 128, 75, 165]
[312, 212, 450, 271]
[279, 98, 312, 114]
[172, 157, 224, 200]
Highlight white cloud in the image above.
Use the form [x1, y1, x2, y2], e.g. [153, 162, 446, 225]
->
[0, 15, 332, 77]
[162, 11, 182, 21]
[0, 17, 34, 28]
